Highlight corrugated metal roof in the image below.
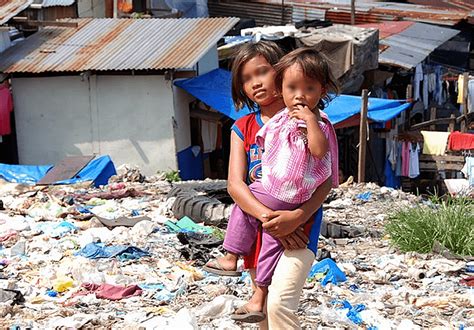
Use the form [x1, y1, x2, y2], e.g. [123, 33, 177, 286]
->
[210, 0, 469, 26]
[358, 21, 414, 39]
[41, 0, 75, 7]
[209, 1, 292, 26]
[405, 0, 474, 12]
[0, 0, 33, 25]
[290, 1, 469, 26]
[0, 17, 239, 74]
[361, 21, 460, 69]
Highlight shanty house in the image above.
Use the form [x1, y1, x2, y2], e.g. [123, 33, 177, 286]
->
[0, 17, 238, 177]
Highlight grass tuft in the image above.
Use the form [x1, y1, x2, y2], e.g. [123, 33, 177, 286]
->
[385, 196, 474, 257]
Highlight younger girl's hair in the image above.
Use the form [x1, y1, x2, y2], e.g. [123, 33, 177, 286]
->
[274, 47, 339, 110]
[231, 41, 285, 110]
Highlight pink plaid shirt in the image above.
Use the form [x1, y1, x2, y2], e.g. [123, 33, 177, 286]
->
[256, 108, 339, 204]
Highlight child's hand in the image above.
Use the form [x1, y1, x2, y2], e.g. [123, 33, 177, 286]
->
[289, 105, 317, 123]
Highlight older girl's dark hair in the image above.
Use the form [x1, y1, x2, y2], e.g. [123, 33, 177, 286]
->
[231, 41, 285, 110]
[274, 47, 340, 110]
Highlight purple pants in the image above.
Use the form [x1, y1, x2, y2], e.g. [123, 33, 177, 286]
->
[223, 181, 300, 287]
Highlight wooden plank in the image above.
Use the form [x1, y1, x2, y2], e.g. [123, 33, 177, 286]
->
[358, 89, 369, 183]
[419, 162, 464, 171]
[37, 155, 94, 185]
[419, 154, 465, 162]
[449, 114, 456, 132]
[12, 17, 78, 28]
[410, 112, 474, 131]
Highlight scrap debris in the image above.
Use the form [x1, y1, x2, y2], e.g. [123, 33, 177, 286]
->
[0, 167, 472, 329]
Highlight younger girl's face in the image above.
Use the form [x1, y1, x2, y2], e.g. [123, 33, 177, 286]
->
[281, 63, 323, 111]
[241, 55, 279, 107]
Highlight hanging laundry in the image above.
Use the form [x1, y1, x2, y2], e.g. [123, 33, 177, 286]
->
[448, 132, 474, 151]
[395, 141, 402, 177]
[401, 141, 410, 177]
[422, 73, 429, 109]
[408, 143, 420, 179]
[384, 158, 400, 189]
[461, 157, 474, 186]
[435, 66, 443, 105]
[420, 131, 450, 156]
[413, 64, 423, 101]
[201, 120, 218, 153]
[0, 84, 13, 136]
[388, 139, 397, 171]
[468, 79, 474, 113]
[457, 74, 464, 104]
[428, 73, 436, 93]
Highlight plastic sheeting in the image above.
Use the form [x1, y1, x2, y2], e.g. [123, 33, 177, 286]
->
[0, 155, 116, 187]
[174, 69, 411, 125]
[174, 69, 253, 121]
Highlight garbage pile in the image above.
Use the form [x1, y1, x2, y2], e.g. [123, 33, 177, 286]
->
[0, 167, 472, 329]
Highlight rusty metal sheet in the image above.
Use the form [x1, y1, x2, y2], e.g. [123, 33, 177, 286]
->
[37, 155, 94, 185]
[0, 0, 33, 25]
[0, 17, 239, 73]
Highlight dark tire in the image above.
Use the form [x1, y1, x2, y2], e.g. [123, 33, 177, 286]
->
[169, 181, 232, 225]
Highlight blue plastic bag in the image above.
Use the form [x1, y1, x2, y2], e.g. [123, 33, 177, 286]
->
[308, 258, 347, 286]
[356, 191, 372, 201]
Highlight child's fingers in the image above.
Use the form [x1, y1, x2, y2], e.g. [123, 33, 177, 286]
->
[289, 110, 301, 119]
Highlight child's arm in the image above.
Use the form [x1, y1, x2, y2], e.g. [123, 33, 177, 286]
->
[290, 105, 329, 159]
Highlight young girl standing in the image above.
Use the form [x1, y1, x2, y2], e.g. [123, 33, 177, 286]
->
[204, 41, 337, 329]
[205, 46, 339, 323]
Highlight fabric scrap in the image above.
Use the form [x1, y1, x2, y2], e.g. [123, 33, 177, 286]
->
[75, 242, 150, 260]
[0, 84, 13, 136]
[164, 216, 213, 235]
[77, 283, 142, 300]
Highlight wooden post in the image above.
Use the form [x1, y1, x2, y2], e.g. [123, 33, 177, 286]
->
[449, 114, 456, 133]
[358, 89, 369, 183]
[281, 0, 285, 25]
[113, 0, 118, 18]
[461, 72, 469, 132]
[430, 107, 437, 130]
[405, 84, 413, 130]
[351, 0, 356, 25]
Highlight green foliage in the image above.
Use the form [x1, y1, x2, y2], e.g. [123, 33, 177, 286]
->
[385, 196, 474, 257]
[159, 170, 181, 182]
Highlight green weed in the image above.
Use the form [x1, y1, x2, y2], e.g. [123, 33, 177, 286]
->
[385, 196, 474, 257]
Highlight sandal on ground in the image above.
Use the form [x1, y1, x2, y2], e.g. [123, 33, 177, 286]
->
[202, 259, 242, 277]
[230, 305, 266, 323]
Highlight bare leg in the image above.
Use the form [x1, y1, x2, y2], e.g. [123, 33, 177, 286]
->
[232, 285, 268, 323]
[244, 286, 268, 312]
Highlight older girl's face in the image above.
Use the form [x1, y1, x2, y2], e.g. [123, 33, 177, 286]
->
[241, 55, 279, 107]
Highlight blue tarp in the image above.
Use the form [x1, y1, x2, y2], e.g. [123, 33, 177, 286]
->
[174, 68, 411, 124]
[174, 69, 253, 121]
[0, 155, 116, 187]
